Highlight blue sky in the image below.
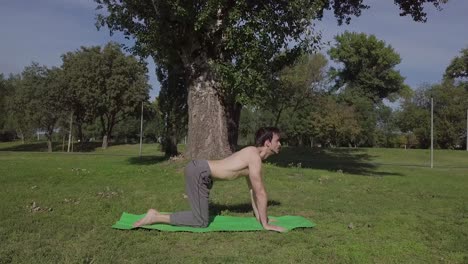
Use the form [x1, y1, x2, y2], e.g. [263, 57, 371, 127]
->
[1, 0, 467, 100]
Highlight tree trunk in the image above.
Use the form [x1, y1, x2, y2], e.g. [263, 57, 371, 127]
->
[46, 131, 53, 152]
[102, 135, 108, 149]
[77, 122, 83, 142]
[162, 114, 179, 157]
[226, 101, 242, 151]
[274, 106, 284, 127]
[47, 139, 52, 152]
[17, 128, 24, 144]
[186, 73, 232, 160]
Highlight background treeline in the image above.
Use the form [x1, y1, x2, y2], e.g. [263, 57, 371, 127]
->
[0, 36, 467, 153]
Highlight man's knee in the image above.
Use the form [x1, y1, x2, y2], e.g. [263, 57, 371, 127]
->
[194, 214, 209, 227]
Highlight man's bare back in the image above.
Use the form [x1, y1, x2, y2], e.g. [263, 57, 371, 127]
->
[207, 146, 258, 181]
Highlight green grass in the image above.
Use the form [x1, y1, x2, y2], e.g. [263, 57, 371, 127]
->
[0, 142, 467, 263]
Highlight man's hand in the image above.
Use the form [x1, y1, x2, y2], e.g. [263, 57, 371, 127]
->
[263, 224, 286, 233]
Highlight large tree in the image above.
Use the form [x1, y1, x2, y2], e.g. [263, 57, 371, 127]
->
[328, 31, 410, 103]
[96, 0, 446, 159]
[328, 31, 410, 145]
[61, 42, 150, 149]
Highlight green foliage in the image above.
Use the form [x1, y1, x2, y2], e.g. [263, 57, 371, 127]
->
[11, 63, 67, 150]
[327, 31, 411, 146]
[0, 74, 13, 136]
[95, 0, 447, 155]
[431, 83, 468, 149]
[397, 82, 468, 149]
[309, 96, 361, 147]
[61, 42, 151, 145]
[329, 31, 409, 103]
[268, 53, 329, 125]
[94, 0, 333, 122]
[444, 47, 468, 90]
[156, 64, 188, 156]
[141, 100, 165, 143]
[374, 104, 400, 148]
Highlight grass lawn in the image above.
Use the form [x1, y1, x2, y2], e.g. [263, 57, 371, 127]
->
[0, 142, 467, 263]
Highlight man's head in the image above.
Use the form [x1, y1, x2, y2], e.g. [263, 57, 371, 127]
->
[255, 127, 281, 155]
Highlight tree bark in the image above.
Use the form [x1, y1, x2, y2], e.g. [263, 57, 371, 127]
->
[185, 72, 232, 160]
[162, 114, 179, 157]
[102, 135, 108, 149]
[46, 131, 53, 152]
[226, 101, 242, 151]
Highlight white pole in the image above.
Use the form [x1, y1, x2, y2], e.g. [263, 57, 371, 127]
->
[139, 102, 144, 157]
[67, 112, 73, 153]
[431, 97, 434, 168]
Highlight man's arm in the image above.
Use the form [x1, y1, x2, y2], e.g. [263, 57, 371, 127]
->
[245, 177, 259, 221]
[248, 154, 285, 232]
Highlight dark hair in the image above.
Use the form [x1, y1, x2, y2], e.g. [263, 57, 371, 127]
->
[255, 127, 280, 147]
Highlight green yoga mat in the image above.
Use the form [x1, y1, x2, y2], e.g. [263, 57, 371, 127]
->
[112, 212, 316, 232]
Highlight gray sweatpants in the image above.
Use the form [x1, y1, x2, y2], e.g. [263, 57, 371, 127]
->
[170, 160, 213, 227]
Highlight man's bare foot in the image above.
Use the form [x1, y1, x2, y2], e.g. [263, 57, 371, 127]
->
[133, 209, 159, 227]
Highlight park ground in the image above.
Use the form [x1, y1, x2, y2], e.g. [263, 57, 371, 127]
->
[0, 142, 467, 263]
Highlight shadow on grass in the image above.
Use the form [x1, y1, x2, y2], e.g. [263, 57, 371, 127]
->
[268, 147, 403, 177]
[209, 200, 281, 215]
[127, 155, 169, 165]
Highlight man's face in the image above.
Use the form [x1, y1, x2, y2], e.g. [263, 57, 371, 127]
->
[267, 133, 281, 154]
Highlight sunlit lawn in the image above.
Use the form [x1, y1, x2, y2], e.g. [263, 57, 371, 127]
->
[0, 142, 467, 263]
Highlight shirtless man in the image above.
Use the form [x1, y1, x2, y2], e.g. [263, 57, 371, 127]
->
[133, 127, 286, 232]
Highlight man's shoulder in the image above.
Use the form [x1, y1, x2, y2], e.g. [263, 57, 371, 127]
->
[237, 146, 260, 159]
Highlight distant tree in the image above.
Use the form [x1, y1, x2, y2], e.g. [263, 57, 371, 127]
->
[95, 0, 444, 159]
[61, 48, 98, 143]
[143, 99, 164, 143]
[61, 42, 151, 149]
[374, 104, 399, 147]
[0, 75, 19, 141]
[329, 31, 410, 103]
[0, 74, 9, 132]
[156, 63, 188, 157]
[328, 31, 410, 146]
[310, 95, 361, 147]
[395, 85, 431, 148]
[15, 64, 66, 151]
[431, 83, 468, 149]
[4, 74, 32, 142]
[444, 47, 468, 90]
[266, 53, 328, 127]
[396, 82, 468, 149]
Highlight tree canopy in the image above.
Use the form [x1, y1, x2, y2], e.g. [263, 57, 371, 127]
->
[328, 31, 409, 103]
[444, 47, 468, 90]
[95, 0, 446, 159]
[61, 42, 150, 148]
